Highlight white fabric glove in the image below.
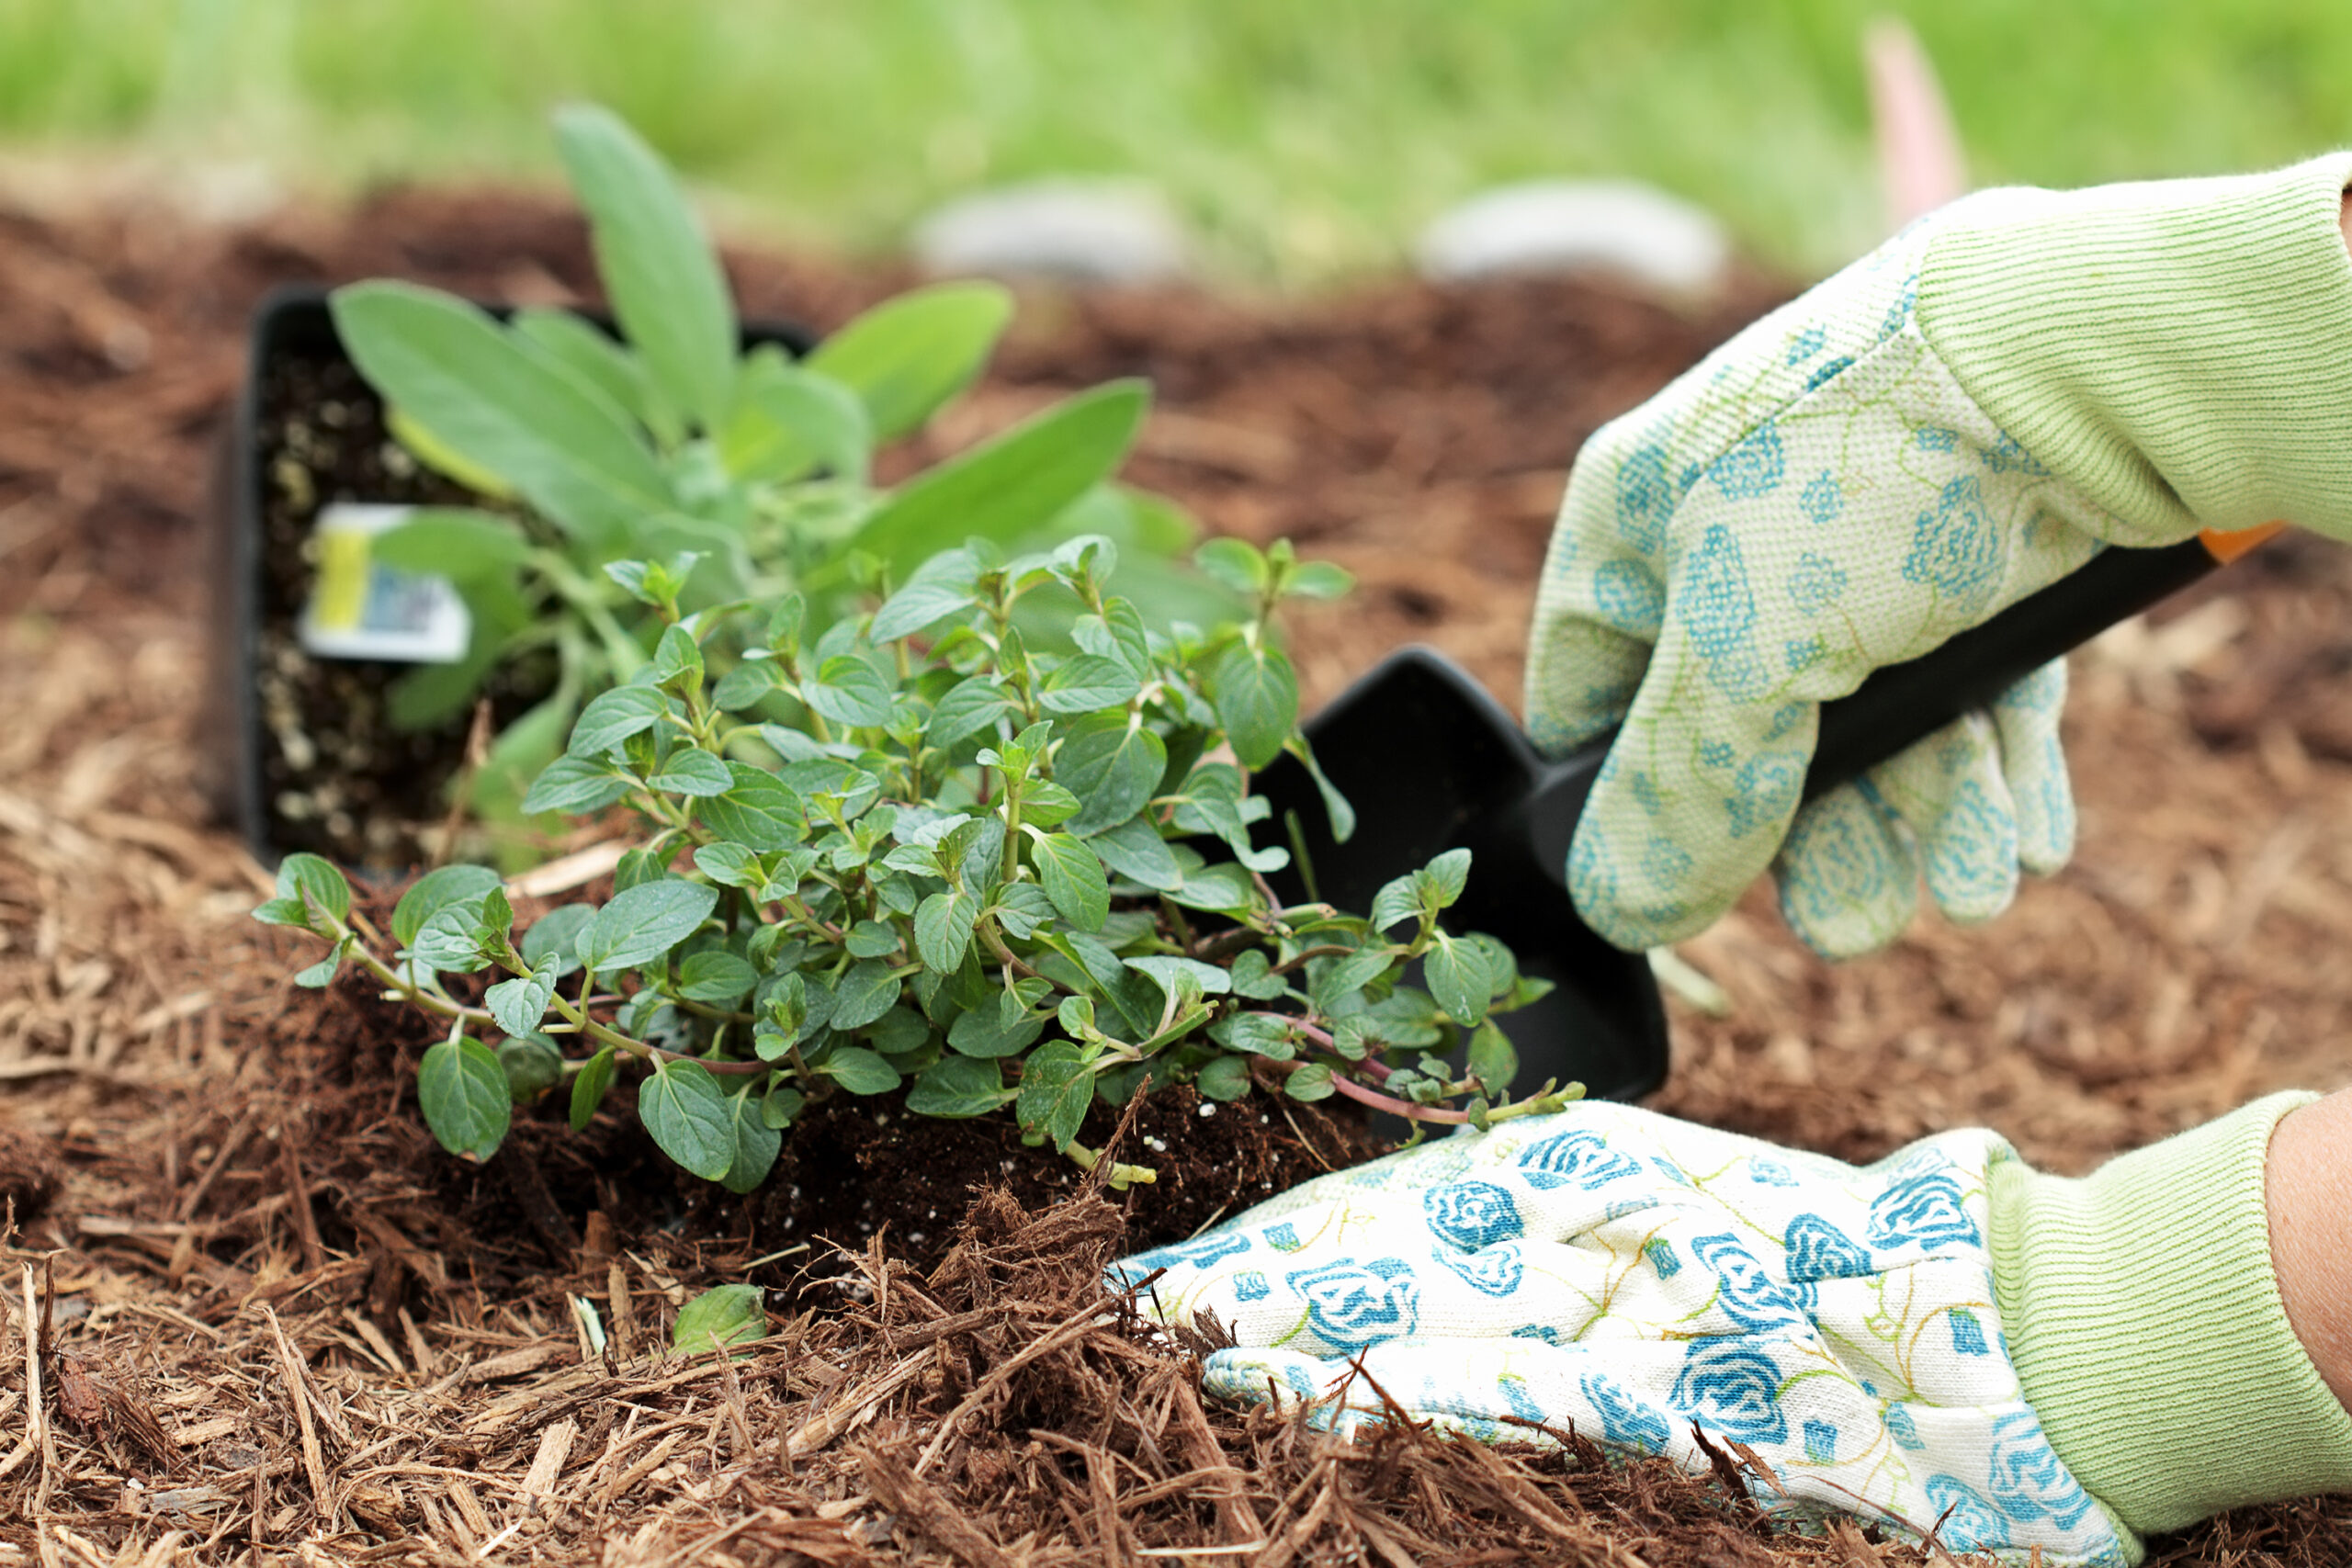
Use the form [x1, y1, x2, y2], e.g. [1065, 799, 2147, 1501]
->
[1532, 154, 2352, 957]
[1115, 1101, 2133, 1567]
[1529, 209, 2089, 959]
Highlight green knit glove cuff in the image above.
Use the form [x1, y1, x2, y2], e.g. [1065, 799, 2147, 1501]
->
[1991, 1091, 2352, 1534]
[1920, 152, 2352, 542]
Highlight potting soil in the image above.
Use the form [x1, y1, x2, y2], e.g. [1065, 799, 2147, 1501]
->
[1, 179, 2349, 1565]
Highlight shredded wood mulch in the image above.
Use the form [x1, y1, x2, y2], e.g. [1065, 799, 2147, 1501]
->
[2, 173, 2350, 1564]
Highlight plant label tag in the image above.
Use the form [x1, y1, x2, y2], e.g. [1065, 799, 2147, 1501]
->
[297, 503, 472, 663]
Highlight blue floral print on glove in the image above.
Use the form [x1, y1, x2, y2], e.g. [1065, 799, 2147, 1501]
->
[1114, 1102, 2135, 1567]
[1529, 203, 2134, 958]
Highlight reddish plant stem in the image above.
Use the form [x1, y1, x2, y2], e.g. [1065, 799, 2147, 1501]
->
[1239, 1011, 1393, 1083]
[1320, 1066, 1469, 1124]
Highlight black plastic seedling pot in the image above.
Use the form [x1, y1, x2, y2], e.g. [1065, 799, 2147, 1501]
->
[204, 288, 811, 872]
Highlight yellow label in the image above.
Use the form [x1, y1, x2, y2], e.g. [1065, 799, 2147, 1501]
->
[310, 526, 374, 633]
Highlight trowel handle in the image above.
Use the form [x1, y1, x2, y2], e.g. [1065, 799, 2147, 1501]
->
[1804, 525, 2278, 793]
[1523, 526, 2280, 876]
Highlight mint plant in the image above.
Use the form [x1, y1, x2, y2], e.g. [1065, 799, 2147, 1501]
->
[255, 535, 1576, 1192]
[329, 102, 1216, 825]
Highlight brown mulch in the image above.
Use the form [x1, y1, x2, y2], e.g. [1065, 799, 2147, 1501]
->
[2, 175, 2350, 1565]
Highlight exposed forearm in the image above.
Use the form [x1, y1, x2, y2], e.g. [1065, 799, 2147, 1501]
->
[2266, 1086, 2352, 1413]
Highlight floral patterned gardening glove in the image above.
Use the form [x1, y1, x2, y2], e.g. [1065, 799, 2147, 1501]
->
[1115, 1094, 2352, 1567]
[1534, 153, 2352, 956]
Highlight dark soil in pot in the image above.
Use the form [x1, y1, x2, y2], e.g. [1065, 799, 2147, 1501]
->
[251, 340, 556, 871]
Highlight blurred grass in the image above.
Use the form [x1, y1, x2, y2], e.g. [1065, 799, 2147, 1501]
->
[7, 0, 2352, 283]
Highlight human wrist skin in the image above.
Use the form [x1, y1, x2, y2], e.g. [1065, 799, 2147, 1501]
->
[1990, 1091, 2352, 1534]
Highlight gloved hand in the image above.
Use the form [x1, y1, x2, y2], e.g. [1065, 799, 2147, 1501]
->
[1532, 154, 2352, 956]
[1116, 1102, 2131, 1564]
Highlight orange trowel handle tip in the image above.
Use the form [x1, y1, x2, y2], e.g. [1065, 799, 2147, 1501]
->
[2199, 522, 2287, 563]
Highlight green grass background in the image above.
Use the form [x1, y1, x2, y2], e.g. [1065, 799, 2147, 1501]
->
[7, 0, 2352, 283]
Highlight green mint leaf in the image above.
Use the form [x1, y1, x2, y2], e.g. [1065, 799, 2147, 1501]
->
[1282, 560, 1355, 601]
[576, 880, 718, 975]
[552, 103, 737, 432]
[711, 658, 785, 713]
[1020, 781, 1082, 829]
[1421, 847, 1473, 909]
[250, 897, 313, 931]
[1030, 831, 1108, 931]
[677, 950, 758, 1006]
[568, 685, 668, 760]
[1193, 538, 1268, 596]
[1368, 873, 1421, 935]
[1228, 949, 1291, 1001]
[869, 549, 983, 643]
[843, 920, 899, 960]
[1207, 1011, 1295, 1059]
[905, 1055, 1011, 1118]
[1311, 947, 1395, 1012]
[802, 654, 897, 729]
[521, 756, 633, 815]
[926, 676, 1016, 749]
[496, 1034, 564, 1100]
[413, 901, 497, 974]
[761, 1080, 807, 1130]
[1125, 955, 1231, 1007]
[807, 280, 1012, 440]
[391, 865, 503, 945]
[1165, 862, 1259, 917]
[828, 959, 901, 1032]
[1283, 1063, 1337, 1101]
[1205, 639, 1298, 771]
[1289, 737, 1358, 844]
[570, 1047, 617, 1132]
[1056, 716, 1166, 837]
[275, 853, 351, 929]
[913, 890, 978, 971]
[718, 1086, 781, 1194]
[989, 882, 1056, 941]
[1037, 654, 1142, 716]
[672, 1283, 766, 1356]
[697, 763, 807, 851]
[292, 934, 353, 989]
[653, 624, 705, 686]
[1466, 1021, 1519, 1093]
[693, 842, 764, 888]
[486, 969, 558, 1036]
[945, 1004, 1045, 1060]
[519, 906, 594, 978]
[649, 747, 732, 797]
[417, 1038, 511, 1162]
[1424, 932, 1494, 1028]
[820, 1046, 902, 1097]
[1084, 816, 1182, 893]
[1015, 1041, 1091, 1154]
[1194, 1054, 1252, 1102]
[638, 1059, 736, 1180]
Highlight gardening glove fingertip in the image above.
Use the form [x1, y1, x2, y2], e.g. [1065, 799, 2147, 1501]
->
[1774, 782, 1919, 960]
[1201, 1347, 1354, 1420]
[1567, 644, 1818, 953]
[1860, 711, 2022, 928]
[1990, 660, 2076, 876]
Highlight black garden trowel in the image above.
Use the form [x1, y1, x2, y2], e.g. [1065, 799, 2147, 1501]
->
[1253, 527, 2280, 1104]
